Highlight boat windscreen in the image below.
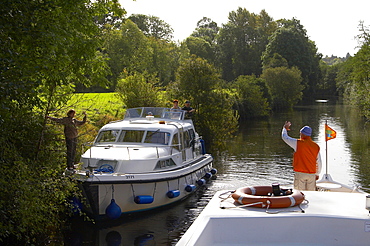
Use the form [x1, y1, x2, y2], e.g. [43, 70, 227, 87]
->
[117, 130, 145, 143]
[96, 130, 120, 143]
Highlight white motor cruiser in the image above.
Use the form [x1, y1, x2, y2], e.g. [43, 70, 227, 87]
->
[74, 107, 215, 219]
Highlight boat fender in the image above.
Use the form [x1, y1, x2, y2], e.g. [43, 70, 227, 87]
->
[105, 199, 122, 220]
[134, 195, 154, 204]
[204, 172, 212, 179]
[185, 184, 196, 192]
[167, 190, 180, 198]
[200, 139, 206, 155]
[210, 168, 217, 175]
[197, 179, 206, 186]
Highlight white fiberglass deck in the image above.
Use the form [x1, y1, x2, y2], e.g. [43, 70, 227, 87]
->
[177, 190, 370, 246]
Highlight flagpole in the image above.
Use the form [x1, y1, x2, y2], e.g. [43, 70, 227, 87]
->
[325, 120, 328, 175]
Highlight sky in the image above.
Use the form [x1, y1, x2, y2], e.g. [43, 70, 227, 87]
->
[120, 0, 370, 57]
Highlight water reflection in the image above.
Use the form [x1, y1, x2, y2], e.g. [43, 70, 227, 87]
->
[67, 102, 370, 245]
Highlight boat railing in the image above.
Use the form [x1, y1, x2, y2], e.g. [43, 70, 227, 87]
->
[124, 107, 186, 121]
[87, 143, 181, 160]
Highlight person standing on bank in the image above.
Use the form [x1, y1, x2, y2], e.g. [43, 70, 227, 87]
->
[46, 109, 87, 170]
[282, 121, 322, 191]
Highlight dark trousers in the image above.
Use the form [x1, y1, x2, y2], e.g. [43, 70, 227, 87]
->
[66, 138, 77, 169]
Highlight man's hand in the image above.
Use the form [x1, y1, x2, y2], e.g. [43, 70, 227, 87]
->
[284, 121, 291, 131]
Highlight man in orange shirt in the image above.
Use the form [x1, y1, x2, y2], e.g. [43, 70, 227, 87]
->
[282, 121, 322, 190]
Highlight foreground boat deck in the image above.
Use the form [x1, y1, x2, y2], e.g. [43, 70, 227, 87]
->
[177, 190, 370, 246]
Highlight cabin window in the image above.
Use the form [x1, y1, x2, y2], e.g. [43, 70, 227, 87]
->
[154, 158, 176, 169]
[96, 130, 120, 143]
[117, 130, 145, 143]
[172, 133, 179, 150]
[144, 131, 169, 145]
[184, 130, 191, 148]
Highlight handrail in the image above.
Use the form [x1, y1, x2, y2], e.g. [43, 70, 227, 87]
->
[85, 144, 181, 161]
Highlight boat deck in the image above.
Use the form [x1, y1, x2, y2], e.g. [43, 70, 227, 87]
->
[177, 190, 370, 246]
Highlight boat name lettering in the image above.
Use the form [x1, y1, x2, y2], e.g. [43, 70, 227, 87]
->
[126, 175, 135, 179]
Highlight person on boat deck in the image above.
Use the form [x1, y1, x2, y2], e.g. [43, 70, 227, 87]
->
[46, 109, 87, 170]
[182, 100, 195, 119]
[171, 99, 181, 110]
[282, 121, 322, 191]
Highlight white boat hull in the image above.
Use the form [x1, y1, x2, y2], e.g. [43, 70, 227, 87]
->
[77, 155, 213, 218]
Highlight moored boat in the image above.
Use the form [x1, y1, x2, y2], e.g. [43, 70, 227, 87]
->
[73, 107, 215, 219]
[176, 174, 370, 246]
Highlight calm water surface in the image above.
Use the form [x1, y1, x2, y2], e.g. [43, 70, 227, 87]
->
[67, 102, 370, 245]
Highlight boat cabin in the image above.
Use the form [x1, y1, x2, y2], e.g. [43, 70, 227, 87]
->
[80, 107, 204, 174]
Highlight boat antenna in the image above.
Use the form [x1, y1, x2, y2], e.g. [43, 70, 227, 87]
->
[325, 120, 328, 175]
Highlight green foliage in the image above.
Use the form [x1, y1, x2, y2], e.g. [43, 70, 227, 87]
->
[0, 111, 77, 244]
[104, 19, 153, 88]
[104, 18, 181, 88]
[216, 8, 277, 81]
[262, 18, 321, 98]
[67, 93, 125, 120]
[336, 22, 370, 119]
[0, 0, 125, 243]
[318, 61, 341, 96]
[232, 75, 270, 119]
[191, 17, 219, 44]
[184, 36, 214, 62]
[116, 73, 163, 108]
[170, 56, 239, 147]
[129, 14, 174, 41]
[262, 66, 304, 110]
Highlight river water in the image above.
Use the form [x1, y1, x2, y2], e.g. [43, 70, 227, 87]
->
[67, 102, 370, 246]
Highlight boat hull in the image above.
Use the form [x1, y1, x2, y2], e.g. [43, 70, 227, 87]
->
[76, 155, 213, 219]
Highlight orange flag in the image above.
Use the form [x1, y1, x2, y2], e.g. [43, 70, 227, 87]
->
[325, 124, 336, 141]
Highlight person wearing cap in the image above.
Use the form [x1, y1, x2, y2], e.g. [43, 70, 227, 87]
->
[182, 100, 195, 119]
[171, 99, 181, 110]
[46, 109, 87, 170]
[281, 121, 322, 190]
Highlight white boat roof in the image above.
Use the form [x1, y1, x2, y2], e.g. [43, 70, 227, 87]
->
[177, 190, 370, 246]
[100, 107, 194, 131]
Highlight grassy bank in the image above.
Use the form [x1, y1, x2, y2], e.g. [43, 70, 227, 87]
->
[69, 92, 125, 122]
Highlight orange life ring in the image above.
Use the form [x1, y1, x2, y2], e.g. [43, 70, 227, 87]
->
[231, 186, 305, 208]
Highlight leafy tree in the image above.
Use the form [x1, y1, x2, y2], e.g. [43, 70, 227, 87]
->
[262, 18, 321, 98]
[184, 36, 214, 62]
[191, 17, 219, 44]
[338, 22, 370, 119]
[116, 72, 162, 108]
[261, 66, 304, 110]
[232, 75, 270, 119]
[169, 56, 239, 147]
[262, 53, 289, 69]
[149, 38, 181, 86]
[104, 19, 153, 89]
[216, 8, 277, 81]
[318, 61, 341, 96]
[129, 14, 174, 41]
[0, 0, 124, 243]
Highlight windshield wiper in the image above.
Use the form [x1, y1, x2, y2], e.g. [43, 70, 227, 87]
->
[146, 129, 160, 139]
